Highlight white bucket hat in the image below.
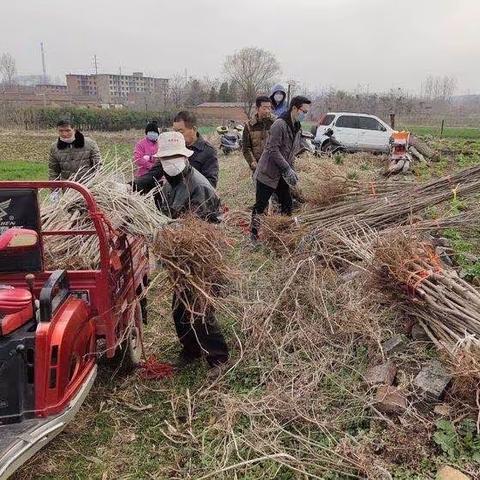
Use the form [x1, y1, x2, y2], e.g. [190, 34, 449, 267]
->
[154, 131, 193, 159]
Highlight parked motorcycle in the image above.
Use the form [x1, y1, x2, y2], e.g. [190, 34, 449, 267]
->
[216, 123, 244, 155]
[314, 128, 346, 156]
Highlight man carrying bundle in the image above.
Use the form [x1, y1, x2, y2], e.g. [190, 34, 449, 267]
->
[48, 118, 101, 180]
[154, 131, 229, 374]
[250, 95, 311, 242]
[133, 110, 219, 193]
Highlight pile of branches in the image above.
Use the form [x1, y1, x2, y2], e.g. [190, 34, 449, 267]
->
[41, 162, 170, 269]
[337, 227, 480, 357]
[301, 208, 480, 266]
[162, 258, 398, 478]
[296, 156, 404, 208]
[297, 164, 480, 256]
[152, 216, 238, 314]
[260, 215, 308, 254]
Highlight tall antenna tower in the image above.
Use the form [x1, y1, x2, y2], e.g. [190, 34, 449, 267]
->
[93, 55, 99, 75]
[40, 42, 47, 83]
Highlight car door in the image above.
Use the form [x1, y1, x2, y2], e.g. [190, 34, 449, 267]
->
[333, 115, 360, 150]
[358, 116, 391, 152]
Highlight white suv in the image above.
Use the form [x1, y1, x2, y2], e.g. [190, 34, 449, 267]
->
[313, 112, 394, 153]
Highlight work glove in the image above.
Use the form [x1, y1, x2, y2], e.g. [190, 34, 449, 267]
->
[282, 167, 298, 187]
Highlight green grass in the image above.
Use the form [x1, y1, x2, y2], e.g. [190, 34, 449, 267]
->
[403, 125, 480, 140]
[0, 160, 47, 180]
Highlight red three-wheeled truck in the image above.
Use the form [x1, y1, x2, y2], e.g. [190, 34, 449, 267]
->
[0, 181, 149, 479]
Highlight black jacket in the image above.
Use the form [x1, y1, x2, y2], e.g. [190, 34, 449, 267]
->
[159, 165, 221, 222]
[188, 134, 219, 188]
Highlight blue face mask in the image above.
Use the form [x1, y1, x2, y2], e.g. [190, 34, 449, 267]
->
[297, 111, 306, 122]
[147, 131, 159, 142]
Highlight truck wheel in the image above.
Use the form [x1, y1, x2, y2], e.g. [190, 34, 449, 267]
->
[108, 302, 143, 373]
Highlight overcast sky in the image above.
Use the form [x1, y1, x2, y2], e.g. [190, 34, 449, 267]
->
[1, 0, 479, 94]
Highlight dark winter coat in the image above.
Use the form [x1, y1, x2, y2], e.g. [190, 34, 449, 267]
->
[242, 114, 275, 170]
[188, 134, 219, 188]
[48, 131, 101, 180]
[254, 111, 302, 189]
[159, 165, 221, 222]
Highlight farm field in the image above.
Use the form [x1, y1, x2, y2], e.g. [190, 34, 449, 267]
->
[1, 128, 480, 479]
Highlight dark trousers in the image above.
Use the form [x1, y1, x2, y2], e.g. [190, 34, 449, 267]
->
[172, 291, 229, 367]
[133, 163, 163, 194]
[251, 177, 293, 236]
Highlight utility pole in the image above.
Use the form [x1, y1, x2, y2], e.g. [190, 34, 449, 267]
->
[40, 42, 47, 83]
[93, 55, 98, 75]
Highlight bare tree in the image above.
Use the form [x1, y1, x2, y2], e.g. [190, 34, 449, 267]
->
[166, 74, 187, 110]
[224, 47, 281, 116]
[421, 75, 457, 101]
[0, 53, 17, 86]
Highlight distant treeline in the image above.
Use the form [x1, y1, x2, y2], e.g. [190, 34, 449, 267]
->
[0, 106, 175, 131]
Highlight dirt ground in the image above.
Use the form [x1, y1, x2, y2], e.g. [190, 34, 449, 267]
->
[2, 129, 480, 479]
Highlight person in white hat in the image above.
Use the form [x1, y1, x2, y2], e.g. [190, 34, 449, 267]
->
[153, 131, 221, 220]
[154, 131, 229, 372]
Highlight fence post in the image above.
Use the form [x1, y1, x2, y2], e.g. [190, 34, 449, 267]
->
[440, 119, 445, 137]
[389, 113, 395, 129]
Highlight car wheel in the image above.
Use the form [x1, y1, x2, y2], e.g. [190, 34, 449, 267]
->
[322, 140, 334, 153]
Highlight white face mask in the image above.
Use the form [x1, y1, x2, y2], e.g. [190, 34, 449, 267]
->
[274, 93, 284, 103]
[162, 157, 187, 177]
[61, 135, 75, 143]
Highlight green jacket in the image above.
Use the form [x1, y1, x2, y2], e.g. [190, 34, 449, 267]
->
[242, 114, 275, 170]
[48, 131, 101, 180]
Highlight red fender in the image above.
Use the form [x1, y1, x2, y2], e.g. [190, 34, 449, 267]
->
[35, 297, 96, 417]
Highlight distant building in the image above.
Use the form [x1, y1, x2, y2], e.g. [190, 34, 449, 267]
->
[0, 85, 99, 108]
[35, 84, 68, 94]
[66, 72, 169, 107]
[194, 102, 248, 123]
[15, 75, 50, 87]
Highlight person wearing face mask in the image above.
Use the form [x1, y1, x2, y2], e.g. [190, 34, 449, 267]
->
[48, 118, 101, 180]
[269, 84, 288, 117]
[133, 121, 160, 177]
[251, 96, 311, 242]
[154, 132, 229, 373]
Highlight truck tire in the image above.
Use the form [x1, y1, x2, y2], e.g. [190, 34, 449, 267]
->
[107, 302, 143, 373]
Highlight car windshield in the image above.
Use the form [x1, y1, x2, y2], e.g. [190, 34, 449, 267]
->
[319, 114, 334, 126]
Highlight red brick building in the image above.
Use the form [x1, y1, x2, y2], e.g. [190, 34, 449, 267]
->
[0, 86, 99, 108]
[194, 102, 249, 124]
